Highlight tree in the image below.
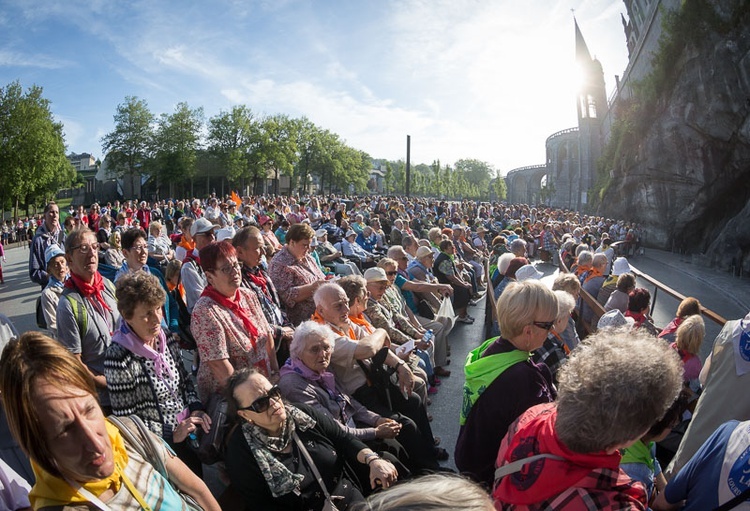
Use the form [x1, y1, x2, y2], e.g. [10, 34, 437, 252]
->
[493, 172, 508, 201]
[454, 158, 494, 199]
[0, 81, 74, 217]
[101, 96, 154, 197]
[207, 105, 256, 192]
[255, 114, 298, 195]
[153, 102, 204, 197]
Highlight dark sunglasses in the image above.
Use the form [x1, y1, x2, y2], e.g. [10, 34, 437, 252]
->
[532, 320, 556, 331]
[239, 386, 282, 414]
[385, 271, 398, 276]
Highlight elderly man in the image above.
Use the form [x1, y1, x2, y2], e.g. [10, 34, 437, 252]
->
[580, 252, 609, 329]
[315, 228, 360, 276]
[401, 234, 418, 262]
[29, 201, 65, 288]
[312, 282, 446, 466]
[181, 217, 217, 312]
[390, 219, 404, 247]
[233, 225, 294, 366]
[387, 246, 453, 377]
[56, 227, 120, 413]
[342, 229, 377, 269]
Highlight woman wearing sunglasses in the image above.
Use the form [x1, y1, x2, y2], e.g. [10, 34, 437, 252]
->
[224, 367, 398, 509]
[455, 280, 558, 489]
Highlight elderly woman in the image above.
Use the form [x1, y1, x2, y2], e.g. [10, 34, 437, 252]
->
[0, 332, 220, 510]
[626, 287, 660, 335]
[455, 280, 558, 488]
[367, 473, 495, 511]
[658, 296, 702, 343]
[279, 321, 425, 477]
[259, 215, 283, 258]
[224, 368, 398, 509]
[192, 241, 279, 401]
[532, 290, 577, 384]
[551, 273, 582, 352]
[433, 239, 473, 324]
[147, 220, 175, 267]
[105, 272, 209, 476]
[268, 223, 327, 326]
[40, 245, 69, 339]
[493, 330, 683, 509]
[103, 230, 125, 268]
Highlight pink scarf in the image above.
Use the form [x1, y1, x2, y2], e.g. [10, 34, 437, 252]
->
[112, 321, 175, 382]
[279, 357, 337, 395]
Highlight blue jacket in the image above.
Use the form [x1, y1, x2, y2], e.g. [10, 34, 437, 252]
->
[29, 223, 65, 288]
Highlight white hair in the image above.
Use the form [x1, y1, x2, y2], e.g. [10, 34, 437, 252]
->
[289, 321, 336, 360]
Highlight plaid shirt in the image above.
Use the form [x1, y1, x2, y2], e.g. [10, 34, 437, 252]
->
[532, 334, 567, 383]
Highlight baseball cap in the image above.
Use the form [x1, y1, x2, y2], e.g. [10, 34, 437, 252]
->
[190, 218, 219, 237]
[364, 267, 388, 282]
[597, 309, 635, 330]
[315, 228, 328, 238]
[45, 245, 65, 267]
[216, 227, 235, 242]
[345, 229, 356, 238]
[259, 215, 272, 225]
[515, 264, 543, 282]
[612, 257, 631, 276]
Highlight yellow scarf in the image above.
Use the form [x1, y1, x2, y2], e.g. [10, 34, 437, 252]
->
[29, 419, 129, 508]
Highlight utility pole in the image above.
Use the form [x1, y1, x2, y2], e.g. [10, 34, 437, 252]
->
[405, 135, 411, 197]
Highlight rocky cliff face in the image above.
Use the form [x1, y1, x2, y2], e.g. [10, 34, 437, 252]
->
[600, 0, 750, 274]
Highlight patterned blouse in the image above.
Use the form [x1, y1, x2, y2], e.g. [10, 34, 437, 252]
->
[267, 246, 325, 325]
[192, 288, 274, 401]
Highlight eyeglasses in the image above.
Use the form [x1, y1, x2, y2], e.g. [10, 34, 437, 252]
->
[214, 261, 242, 275]
[239, 386, 282, 414]
[385, 271, 398, 276]
[128, 244, 148, 253]
[70, 243, 99, 254]
[532, 320, 556, 331]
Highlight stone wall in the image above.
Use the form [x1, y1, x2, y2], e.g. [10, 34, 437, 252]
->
[599, 0, 750, 273]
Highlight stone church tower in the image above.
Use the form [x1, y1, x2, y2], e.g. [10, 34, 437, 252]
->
[574, 18, 608, 210]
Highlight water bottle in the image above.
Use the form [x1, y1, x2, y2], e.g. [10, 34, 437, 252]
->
[423, 329, 434, 344]
[188, 431, 200, 450]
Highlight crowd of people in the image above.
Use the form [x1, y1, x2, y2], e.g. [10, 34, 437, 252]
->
[0, 193, 747, 510]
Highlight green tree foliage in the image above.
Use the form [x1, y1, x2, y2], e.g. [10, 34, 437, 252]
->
[101, 96, 154, 195]
[153, 102, 204, 197]
[494, 173, 508, 201]
[207, 105, 257, 189]
[0, 81, 74, 214]
[255, 114, 298, 195]
[454, 158, 493, 196]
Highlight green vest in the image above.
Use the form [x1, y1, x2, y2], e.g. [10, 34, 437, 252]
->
[460, 337, 530, 425]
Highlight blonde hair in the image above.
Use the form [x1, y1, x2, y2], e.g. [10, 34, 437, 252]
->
[366, 473, 494, 511]
[496, 280, 558, 339]
[552, 273, 581, 296]
[676, 315, 705, 356]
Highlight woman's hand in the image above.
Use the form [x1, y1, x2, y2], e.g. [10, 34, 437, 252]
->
[396, 364, 415, 397]
[374, 418, 401, 439]
[369, 458, 398, 489]
[174, 412, 211, 443]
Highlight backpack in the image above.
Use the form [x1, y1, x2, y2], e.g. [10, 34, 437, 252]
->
[36, 296, 48, 329]
[64, 278, 117, 335]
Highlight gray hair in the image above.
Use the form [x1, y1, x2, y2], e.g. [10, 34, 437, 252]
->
[554, 290, 576, 319]
[509, 238, 527, 256]
[313, 282, 345, 306]
[576, 250, 593, 266]
[365, 473, 494, 511]
[555, 330, 683, 453]
[387, 246, 407, 260]
[289, 321, 336, 360]
[592, 253, 608, 268]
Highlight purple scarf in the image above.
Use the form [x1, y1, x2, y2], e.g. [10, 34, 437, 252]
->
[112, 320, 175, 382]
[280, 357, 337, 395]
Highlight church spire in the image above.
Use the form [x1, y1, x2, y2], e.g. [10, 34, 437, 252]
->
[574, 17, 592, 64]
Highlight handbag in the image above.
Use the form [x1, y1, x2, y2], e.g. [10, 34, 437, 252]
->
[292, 431, 344, 511]
[196, 393, 231, 465]
[108, 415, 202, 510]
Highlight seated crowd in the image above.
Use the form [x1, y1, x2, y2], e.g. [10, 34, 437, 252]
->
[0, 195, 743, 510]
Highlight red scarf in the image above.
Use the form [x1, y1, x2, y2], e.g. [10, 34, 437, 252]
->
[245, 269, 269, 295]
[65, 272, 112, 312]
[494, 403, 622, 505]
[625, 310, 648, 326]
[200, 286, 258, 345]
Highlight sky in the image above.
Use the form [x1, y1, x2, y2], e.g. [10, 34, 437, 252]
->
[0, 0, 631, 176]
